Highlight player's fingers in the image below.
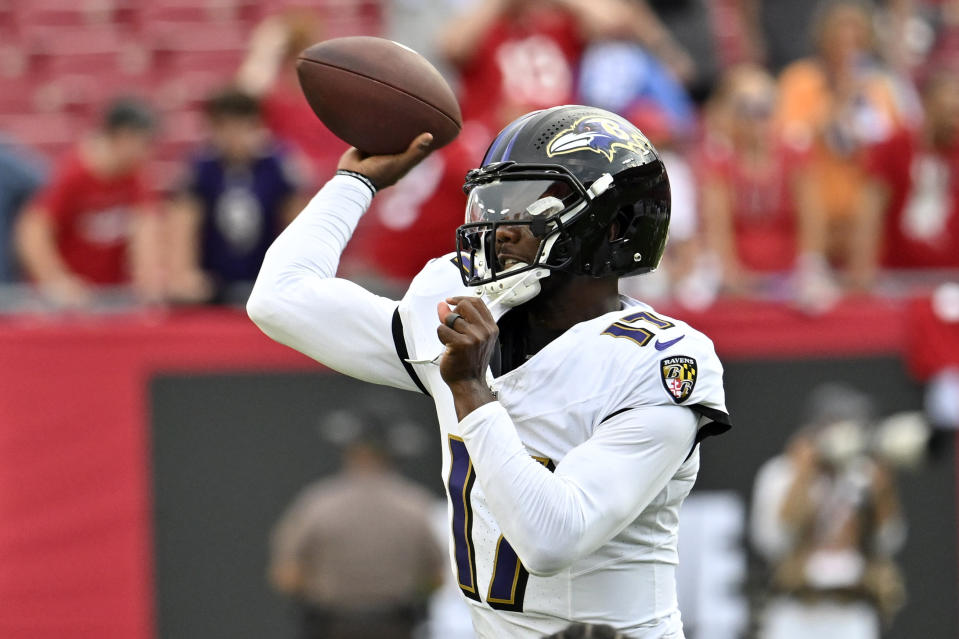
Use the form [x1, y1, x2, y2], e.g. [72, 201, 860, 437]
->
[447, 296, 494, 325]
[436, 301, 464, 330]
[437, 323, 470, 346]
[437, 300, 451, 324]
[399, 132, 434, 160]
[336, 146, 365, 170]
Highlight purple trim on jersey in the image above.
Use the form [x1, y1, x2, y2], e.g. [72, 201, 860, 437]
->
[601, 322, 654, 347]
[487, 538, 522, 604]
[447, 437, 480, 600]
[450, 254, 472, 276]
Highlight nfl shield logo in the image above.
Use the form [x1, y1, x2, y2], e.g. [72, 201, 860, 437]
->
[660, 356, 697, 403]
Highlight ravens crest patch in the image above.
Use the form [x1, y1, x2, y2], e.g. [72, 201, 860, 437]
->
[660, 356, 697, 403]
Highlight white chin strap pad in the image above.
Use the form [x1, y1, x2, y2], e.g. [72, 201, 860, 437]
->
[482, 267, 550, 308]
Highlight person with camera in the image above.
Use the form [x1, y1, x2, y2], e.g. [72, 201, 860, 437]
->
[750, 384, 907, 639]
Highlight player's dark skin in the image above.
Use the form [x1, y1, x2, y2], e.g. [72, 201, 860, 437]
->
[340, 133, 620, 420]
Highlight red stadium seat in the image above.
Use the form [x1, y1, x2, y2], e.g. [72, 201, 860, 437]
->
[32, 74, 99, 116]
[148, 21, 248, 74]
[0, 0, 15, 37]
[159, 108, 206, 150]
[0, 77, 38, 114]
[138, 0, 254, 25]
[0, 0, 384, 166]
[155, 72, 225, 112]
[22, 26, 134, 77]
[0, 112, 81, 156]
[0, 41, 29, 79]
[15, 0, 116, 28]
[31, 74, 151, 117]
[278, 0, 382, 37]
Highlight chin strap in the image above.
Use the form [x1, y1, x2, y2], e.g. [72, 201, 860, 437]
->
[481, 266, 551, 310]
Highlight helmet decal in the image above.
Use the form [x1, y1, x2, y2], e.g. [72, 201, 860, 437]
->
[546, 115, 654, 162]
[483, 110, 540, 164]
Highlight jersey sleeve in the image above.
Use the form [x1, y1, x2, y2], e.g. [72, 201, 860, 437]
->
[458, 401, 699, 576]
[616, 325, 732, 443]
[248, 175, 425, 392]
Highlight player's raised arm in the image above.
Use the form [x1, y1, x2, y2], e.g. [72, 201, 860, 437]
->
[247, 134, 433, 390]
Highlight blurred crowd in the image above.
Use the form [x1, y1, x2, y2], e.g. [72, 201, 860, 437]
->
[1, 0, 959, 313]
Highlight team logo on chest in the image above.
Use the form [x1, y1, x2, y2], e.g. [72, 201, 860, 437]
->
[660, 356, 697, 403]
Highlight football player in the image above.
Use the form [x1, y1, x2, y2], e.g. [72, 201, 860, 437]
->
[248, 105, 732, 638]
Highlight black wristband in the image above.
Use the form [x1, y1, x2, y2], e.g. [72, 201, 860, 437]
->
[335, 169, 377, 197]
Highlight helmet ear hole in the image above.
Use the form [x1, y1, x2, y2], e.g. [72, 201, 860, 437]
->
[608, 207, 632, 242]
[547, 232, 575, 269]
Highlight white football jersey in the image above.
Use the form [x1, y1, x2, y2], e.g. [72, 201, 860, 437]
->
[395, 255, 729, 638]
[248, 176, 731, 639]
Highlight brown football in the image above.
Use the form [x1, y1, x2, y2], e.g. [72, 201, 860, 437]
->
[296, 36, 462, 155]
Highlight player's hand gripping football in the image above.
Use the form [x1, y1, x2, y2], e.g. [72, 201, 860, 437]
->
[337, 132, 433, 189]
[437, 297, 499, 418]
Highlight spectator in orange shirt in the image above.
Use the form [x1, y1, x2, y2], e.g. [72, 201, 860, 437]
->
[776, 0, 915, 276]
[15, 98, 163, 308]
[700, 65, 836, 311]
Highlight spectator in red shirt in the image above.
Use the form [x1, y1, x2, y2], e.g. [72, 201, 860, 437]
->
[16, 98, 163, 308]
[854, 68, 959, 285]
[438, 0, 646, 130]
[699, 65, 836, 310]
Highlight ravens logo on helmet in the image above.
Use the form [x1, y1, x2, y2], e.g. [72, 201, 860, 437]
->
[455, 105, 671, 308]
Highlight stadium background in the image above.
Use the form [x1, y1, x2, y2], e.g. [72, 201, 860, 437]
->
[0, 0, 958, 638]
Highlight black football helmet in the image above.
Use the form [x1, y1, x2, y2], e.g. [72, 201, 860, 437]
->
[455, 105, 671, 307]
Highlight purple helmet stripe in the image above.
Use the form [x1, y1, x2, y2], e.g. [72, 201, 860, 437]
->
[500, 114, 534, 162]
[482, 110, 539, 164]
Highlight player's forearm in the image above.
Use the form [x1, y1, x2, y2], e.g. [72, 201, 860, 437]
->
[249, 175, 370, 326]
[460, 402, 584, 575]
[247, 175, 418, 389]
[459, 402, 696, 575]
[449, 379, 497, 421]
[258, 174, 372, 281]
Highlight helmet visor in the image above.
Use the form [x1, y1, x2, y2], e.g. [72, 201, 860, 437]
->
[457, 178, 587, 286]
[466, 179, 581, 226]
